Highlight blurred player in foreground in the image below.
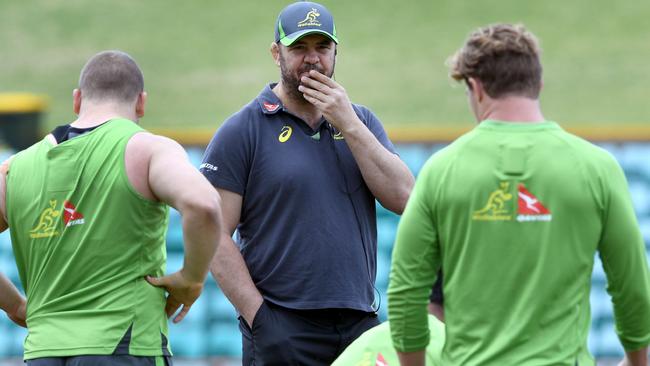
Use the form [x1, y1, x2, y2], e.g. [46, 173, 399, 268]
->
[0, 50, 221, 366]
[0, 159, 26, 328]
[388, 24, 650, 366]
[333, 273, 445, 366]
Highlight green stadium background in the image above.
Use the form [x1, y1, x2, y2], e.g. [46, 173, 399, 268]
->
[1, 0, 649, 365]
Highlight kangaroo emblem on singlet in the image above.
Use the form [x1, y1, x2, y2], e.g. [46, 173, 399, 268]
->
[297, 8, 322, 27]
[30, 200, 61, 238]
[473, 182, 513, 221]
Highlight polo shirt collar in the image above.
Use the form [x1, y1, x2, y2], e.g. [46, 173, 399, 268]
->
[256, 83, 284, 115]
[255, 83, 328, 132]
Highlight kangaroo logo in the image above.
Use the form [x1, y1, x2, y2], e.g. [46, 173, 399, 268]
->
[297, 8, 322, 27]
[473, 182, 513, 221]
[278, 125, 293, 143]
[30, 200, 61, 238]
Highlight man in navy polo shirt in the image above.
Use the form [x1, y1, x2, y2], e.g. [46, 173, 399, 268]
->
[200, 1, 414, 364]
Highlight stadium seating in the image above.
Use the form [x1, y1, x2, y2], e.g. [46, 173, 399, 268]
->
[0, 142, 648, 359]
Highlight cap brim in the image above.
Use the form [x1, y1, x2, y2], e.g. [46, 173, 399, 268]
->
[280, 29, 339, 46]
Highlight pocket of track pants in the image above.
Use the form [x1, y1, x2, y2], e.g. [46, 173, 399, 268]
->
[251, 301, 270, 332]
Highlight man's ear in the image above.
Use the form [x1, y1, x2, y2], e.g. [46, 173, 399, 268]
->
[270, 42, 281, 67]
[136, 91, 147, 118]
[468, 78, 484, 102]
[73, 89, 82, 115]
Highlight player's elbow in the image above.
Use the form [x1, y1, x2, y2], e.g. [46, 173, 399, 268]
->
[202, 196, 223, 233]
[183, 194, 223, 234]
[395, 188, 412, 215]
[384, 182, 413, 215]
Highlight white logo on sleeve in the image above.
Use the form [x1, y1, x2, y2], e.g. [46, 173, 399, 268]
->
[199, 163, 218, 172]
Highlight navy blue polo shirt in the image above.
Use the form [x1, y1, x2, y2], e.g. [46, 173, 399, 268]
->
[200, 84, 397, 312]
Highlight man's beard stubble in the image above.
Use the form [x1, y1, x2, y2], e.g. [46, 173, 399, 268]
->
[279, 52, 335, 104]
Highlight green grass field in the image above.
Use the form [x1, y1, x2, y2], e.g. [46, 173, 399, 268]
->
[1, 0, 649, 135]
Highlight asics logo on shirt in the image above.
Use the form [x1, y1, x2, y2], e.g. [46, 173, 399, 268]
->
[199, 163, 218, 172]
[279, 125, 292, 143]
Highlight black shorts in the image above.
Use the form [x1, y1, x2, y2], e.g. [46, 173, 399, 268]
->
[26, 355, 172, 366]
[240, 301, 379, 366]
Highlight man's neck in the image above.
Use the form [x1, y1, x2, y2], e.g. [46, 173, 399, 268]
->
[72, 103, 137, 128]
[272, 82, 322, 129]
[480, 96, 545, 123]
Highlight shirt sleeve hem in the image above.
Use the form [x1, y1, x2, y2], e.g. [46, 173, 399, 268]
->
[210, 178, 245, 196]
[392, 334, 430, 353]
[621, 337, 650, 353]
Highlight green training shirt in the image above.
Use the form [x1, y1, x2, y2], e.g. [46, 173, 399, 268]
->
[388, 120, 650, 365]
[6, 119, 171, 359]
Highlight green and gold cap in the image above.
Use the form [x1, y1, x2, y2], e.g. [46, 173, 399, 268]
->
[275, 1, 338, 46]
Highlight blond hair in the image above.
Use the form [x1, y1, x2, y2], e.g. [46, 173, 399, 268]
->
[448, 24, 542, 99]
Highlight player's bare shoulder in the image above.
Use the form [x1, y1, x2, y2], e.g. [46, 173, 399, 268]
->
[125, 132, 188, 201]
[129, 132, 187, 157]
[127, 132, 188, 161]
[0, 155, 15, 175]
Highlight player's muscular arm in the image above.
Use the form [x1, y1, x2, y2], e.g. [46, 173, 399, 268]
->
[0, 157, 27, 327]
[211, 188, 264, 328]
[0, 273, 26, 327]
[0, 158, 10, 232]
[338, 119, 414, 214]
[299, 70, 414, 214]
[126, 133, 222, 322]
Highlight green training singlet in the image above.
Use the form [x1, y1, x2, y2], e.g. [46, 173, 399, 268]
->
[6, 118, 171, 359]
[388, 120, 650, 365]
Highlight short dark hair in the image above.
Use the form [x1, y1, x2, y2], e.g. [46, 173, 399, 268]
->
[78, 50, 144, 103]
[448, 24, 542, 99]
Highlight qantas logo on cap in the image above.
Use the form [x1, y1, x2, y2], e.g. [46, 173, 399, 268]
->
[63, 200, 85, 227]
[517, 185, 552, 222]
[263, 102, 280, 112]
